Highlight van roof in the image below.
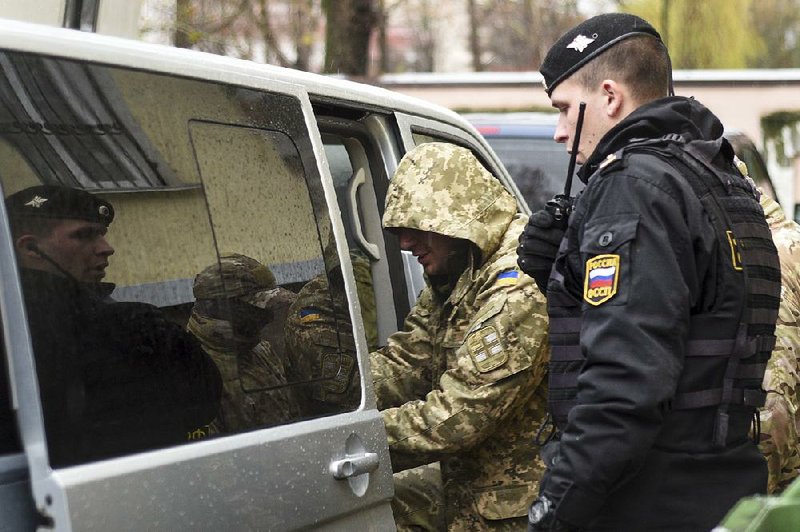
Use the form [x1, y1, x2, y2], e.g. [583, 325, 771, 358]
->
[0, 17, 467, 127]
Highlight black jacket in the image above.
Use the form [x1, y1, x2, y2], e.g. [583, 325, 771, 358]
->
[20, 268, 221, 466]
[541, 97, 778, 531]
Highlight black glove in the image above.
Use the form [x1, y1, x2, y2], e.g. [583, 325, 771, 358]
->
[517, 208, 567, 293]
[528, 496, 579, 532]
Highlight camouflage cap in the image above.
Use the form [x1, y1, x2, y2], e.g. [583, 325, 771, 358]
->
[5, 185, 114, 226]
[193, 253, 279, 308]
[540, 13, 662, 96]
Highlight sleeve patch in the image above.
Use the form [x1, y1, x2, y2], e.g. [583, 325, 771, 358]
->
[584, 254, 620, 306]
[495, 270, 519, 287]
[467, 324, 508, 372]
[299, 307, 322, 322]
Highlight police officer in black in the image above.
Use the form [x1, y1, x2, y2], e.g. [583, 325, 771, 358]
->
[518, 14, 781, 531]
[5, 185, 221, 466]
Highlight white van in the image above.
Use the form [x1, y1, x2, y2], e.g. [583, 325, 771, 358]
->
[0, 18, 525, 530]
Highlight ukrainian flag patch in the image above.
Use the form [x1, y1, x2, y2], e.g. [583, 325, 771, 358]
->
[495, 270, 519, 287]
[299, 307, 322, 323]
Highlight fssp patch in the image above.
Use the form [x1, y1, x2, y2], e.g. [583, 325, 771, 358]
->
[584, 254, 620, 306]
[467, 325, 508, 372]
[726, 230, 744, 271]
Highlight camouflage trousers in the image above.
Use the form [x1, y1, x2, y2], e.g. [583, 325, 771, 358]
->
[392, 463, 527, 531]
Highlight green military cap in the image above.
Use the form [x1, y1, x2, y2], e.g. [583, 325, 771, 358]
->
[193, 253, 279, 308]
[5, 185, 114, 226]
[540, 13, 662, 96]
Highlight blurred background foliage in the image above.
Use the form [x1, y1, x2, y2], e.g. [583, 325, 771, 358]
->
[140, 0, 800, 76]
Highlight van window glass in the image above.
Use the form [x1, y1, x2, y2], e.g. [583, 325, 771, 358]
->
[321, 136, 380, 348]
[0, 53, 360, 467]
[480, 137, 573, 211]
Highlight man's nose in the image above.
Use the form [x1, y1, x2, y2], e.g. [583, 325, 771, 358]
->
[397, 230, 415, 251]
[554, 122, 569, 144]
[97, 236, 115, 256]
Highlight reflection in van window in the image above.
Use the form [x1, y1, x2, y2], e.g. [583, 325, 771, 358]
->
[0, 53, 179, 189]
[5, 185, 222, 466]
[0, 53, 362, 465]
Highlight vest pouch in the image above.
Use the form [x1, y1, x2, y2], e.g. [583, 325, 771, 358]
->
[472, 483, 534, 520]
[580, 214, 640, 255]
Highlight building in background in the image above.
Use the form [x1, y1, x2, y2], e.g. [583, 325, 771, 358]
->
[0, 0, 142, 37]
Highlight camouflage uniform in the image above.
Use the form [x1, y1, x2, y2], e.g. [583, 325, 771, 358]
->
[188, 253, 301, 434]
[760, 194, 800, 493]
[374, 143, 549, 530]
[283, 249, 377, 415]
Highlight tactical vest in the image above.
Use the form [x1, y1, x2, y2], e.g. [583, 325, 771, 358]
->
[546, 135, 781, 448]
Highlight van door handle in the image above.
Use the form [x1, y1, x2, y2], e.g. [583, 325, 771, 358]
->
[347, 168, 381, 261]
[330, 451, 379, 479]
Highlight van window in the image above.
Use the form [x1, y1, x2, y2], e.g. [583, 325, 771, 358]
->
[319, 120, 411, 344]
[0, 53, 361, 466]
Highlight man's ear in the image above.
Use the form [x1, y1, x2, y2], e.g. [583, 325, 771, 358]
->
[601, 79, 624, 118]
[15, 234, 40, 259]
[602, 78, 641, 122]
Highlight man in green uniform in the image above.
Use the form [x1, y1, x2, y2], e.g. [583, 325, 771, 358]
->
[760, 193, 800, 493]
[188, 253, 302, 434]
[374, 142, 550, 530]
[284, 248, 377, 415]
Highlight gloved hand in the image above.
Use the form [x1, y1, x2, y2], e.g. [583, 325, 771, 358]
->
[517, 208, 567, 293]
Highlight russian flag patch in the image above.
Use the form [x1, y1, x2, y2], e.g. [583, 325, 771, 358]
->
[584, 254, 620, 305]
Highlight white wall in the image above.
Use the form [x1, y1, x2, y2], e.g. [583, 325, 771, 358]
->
[0, 0, 143, 38]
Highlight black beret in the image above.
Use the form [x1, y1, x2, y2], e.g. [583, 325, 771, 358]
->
[540, 13, 662, 96]
[5, 185, 114, 226]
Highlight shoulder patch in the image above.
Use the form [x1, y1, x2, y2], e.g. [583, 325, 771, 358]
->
[299, 307, 322, 323]
[467, 325, 508, 372]
[584, 254, 620, 306]
[495, 270, 519, 287]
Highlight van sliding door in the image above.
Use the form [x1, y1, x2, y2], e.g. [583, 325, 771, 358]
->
[0, 47, 393, 530]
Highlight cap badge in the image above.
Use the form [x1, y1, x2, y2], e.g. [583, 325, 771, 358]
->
[99, 205, 110, 217]
[567, 34, 596, 53]
[24, 195, 48, 208]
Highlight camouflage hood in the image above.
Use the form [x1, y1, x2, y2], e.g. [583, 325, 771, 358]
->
[383, 143, 518, 262]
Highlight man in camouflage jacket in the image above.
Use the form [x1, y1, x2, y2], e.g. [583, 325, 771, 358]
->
[188, 253, 302, 434]
[760, 194, 800, 493]
[284, 248, 378, 415]
[373, 142, 549, 530]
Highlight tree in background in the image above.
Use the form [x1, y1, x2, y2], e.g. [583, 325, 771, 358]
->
[322, 0, 378, 75]
[145, 0, 325, 70]
[748, 0, 800, 68]
[620, 0, 759, 68]
[470, 0, 582, 71]
[143, 0, 800, 75]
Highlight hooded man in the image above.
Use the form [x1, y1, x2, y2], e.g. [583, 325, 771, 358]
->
[517, 14, 781, 531]
[372, 142, 550, 530]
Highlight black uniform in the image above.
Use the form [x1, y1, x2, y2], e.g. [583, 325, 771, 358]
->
[540, 97, 780, 530]
[21, 268, 221, 466]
